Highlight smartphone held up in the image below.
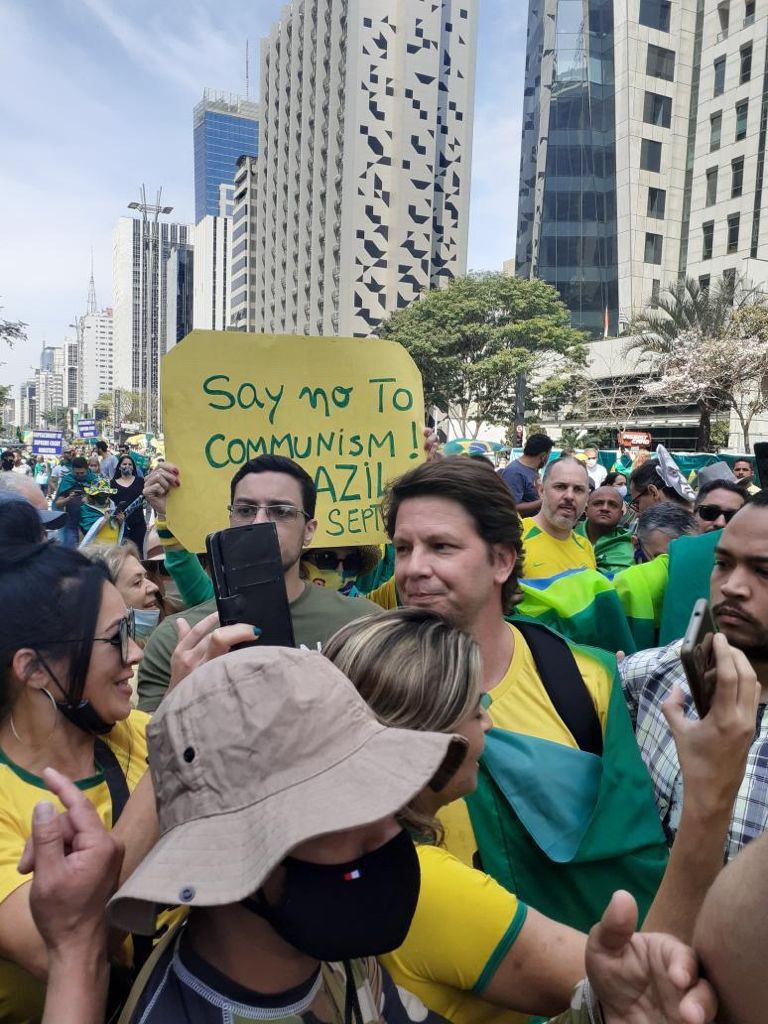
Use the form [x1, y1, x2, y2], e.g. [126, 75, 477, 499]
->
[680, 599, 718, 717]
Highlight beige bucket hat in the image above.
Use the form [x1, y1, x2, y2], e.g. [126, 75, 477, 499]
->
[108, 646, 466, 935]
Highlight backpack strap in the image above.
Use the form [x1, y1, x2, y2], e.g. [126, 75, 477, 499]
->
[94, 738, 131, 825]
[513, 621, 604, 757]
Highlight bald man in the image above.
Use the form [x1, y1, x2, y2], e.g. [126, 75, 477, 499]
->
[695, 831, 768, 1023]
[575, 485, 634, 574]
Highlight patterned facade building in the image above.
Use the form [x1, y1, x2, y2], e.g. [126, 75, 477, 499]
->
[250, 0, 478, 338]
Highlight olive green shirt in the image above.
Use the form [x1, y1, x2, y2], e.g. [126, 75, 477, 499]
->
[137, 585, 381, 713]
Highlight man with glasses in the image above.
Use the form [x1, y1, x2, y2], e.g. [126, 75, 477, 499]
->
[694, 479, 746, 533]
[136, 455, 380, 712]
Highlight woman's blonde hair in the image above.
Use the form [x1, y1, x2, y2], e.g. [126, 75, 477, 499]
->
[81, 541, 141, 585]
[324, 608, 482, 841]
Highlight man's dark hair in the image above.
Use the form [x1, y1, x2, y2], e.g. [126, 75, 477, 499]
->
[696, 479, 747, 508]
[96, 441, 107, 454]
[229, 455, 317, 518]
[523, 433, 554, 458]
[733, 458, 753, 469]
[749, 489, 768, 507]
[382, 457, 524, 613]
[630, 457, 689, 505]
[71, 456, 89, 470]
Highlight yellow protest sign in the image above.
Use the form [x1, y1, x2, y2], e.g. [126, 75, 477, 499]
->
[163, 331, 425, 552]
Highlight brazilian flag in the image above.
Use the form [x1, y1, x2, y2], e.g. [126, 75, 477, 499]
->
[468, 657, 669, 935]
[512, 568, 637, 655]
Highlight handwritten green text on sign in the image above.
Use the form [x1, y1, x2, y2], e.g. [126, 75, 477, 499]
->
[163, 331, 425, 551]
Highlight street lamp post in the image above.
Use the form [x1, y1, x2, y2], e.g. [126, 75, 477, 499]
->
[127, 187, 174, 434]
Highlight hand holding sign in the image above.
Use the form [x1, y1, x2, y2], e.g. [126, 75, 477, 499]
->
[162, 332, 425, 552]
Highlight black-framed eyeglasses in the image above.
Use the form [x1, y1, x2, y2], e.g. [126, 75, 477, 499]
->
[628, 488, 649, 512]
[227, 502, 310, 524]
[304, 550, 363, 574]
[697, 504, 740, 524]
[37, 611, 136, 664]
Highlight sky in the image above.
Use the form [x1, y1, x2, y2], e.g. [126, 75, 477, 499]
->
[0, 0, 528, 391]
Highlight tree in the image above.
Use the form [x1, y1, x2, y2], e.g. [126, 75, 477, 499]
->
[643, 328, 768, 450]
[0, 309, 27, 351]
[0, 304, 27, 409]
[96, 390, 144, 429]
[628, 274, 766, 450]
[42, 406, 68, 430]
[378, 273, 587, 438]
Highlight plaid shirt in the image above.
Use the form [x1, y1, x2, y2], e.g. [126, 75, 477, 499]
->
[620, 640, 768, 861]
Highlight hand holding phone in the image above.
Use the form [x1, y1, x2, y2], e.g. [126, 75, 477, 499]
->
[206, 523, 295, 648]
[680, 600, 717, 717]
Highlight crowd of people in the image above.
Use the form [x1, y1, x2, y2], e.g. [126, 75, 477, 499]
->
[1, 429, 768, 1024]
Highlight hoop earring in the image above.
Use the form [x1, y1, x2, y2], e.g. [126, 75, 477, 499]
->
[9, 688, 59, 746]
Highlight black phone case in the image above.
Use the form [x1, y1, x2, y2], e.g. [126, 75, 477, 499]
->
[754, 442, 768, 489]
[205, 524, 296, 648]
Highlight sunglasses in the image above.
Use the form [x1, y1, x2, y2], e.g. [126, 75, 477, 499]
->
[305, 550, 363, 575]
[696, 504, 740, 524]
[39, 611, 136, 664]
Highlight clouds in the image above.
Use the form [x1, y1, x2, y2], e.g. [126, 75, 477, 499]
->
[1, 0, 528, 391]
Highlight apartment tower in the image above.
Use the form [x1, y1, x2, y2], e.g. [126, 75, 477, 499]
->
[249, 0, 478, 338]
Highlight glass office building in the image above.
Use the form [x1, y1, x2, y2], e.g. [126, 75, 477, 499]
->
[193, 91, 260, 224]
[516, 0, 618, 336]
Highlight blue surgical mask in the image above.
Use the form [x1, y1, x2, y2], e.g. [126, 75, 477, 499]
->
[133, 607, 161, 639]
[616, 485, 628, 499]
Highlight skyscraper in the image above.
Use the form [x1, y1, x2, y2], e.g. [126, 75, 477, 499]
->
[516, 0, 768, 336]
[112, 214, 192, 431]
[247, 0, 478, 338]
[192, 215, 231, 331]
[193, 91, 260, 224]
[80, 308, 114, 410]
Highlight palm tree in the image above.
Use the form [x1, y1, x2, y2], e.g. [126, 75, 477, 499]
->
[627, 274, 766, 450]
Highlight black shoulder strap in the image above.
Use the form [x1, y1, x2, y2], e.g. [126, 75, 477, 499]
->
[94, 738, 131, 825]
[513, 621, 604, 757]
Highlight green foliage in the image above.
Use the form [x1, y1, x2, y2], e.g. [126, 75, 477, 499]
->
[0, 306, 27, 350]
[710, 420, 730, 449]
[379, 273, 587, 436]
[629, 273, 768, 450]
[42, 406, 67, 429]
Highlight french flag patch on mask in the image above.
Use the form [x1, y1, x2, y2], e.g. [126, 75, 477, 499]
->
[343, 869, 361, 881]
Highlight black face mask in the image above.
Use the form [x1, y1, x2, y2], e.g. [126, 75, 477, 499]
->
[242, 828, 420, 961]
[40, 657, 115, 736]
[55, 697, 114, 736]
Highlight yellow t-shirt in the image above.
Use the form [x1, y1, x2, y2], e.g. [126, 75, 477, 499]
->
[0, 711, 150, 1024]
[381, 845, 529, 1024]
[442, 624, 613, 868]
[520, 518, 596, 579]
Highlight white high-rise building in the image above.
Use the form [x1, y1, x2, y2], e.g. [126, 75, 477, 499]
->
[192, 216, 232, 331]
[19, 381, 37, 430]
[248, 0, 478, 338]
[231, 155, 259, 330]
[64, 339, 79, 410]
[112, 216, 192, 431]
[80, 308, 114, 410]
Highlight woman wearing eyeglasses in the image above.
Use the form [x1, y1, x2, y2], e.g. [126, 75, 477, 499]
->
[0, 542, 253, 1024]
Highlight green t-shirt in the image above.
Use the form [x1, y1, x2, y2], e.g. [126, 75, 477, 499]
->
[137, 584, 381, 712]
[574, 522, 634, 576]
